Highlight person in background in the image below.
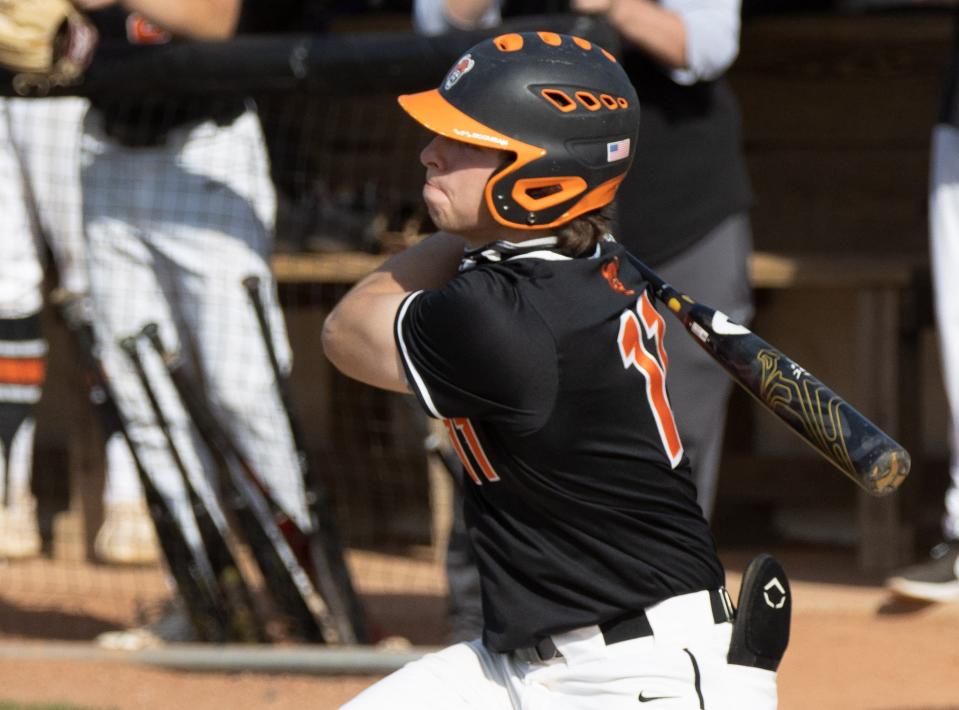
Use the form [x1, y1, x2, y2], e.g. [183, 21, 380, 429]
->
[886, 6, 959, 603]
[70, 0, 316, 647]
[0, 95, 89, 560]
[0, 105, 49, 561]
[414, 0, 753, 642]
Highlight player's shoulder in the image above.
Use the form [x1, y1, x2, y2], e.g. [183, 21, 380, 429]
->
[400, 265, 556, 389]
[423, 263, 525, 318]
[404, 264, 553, 354]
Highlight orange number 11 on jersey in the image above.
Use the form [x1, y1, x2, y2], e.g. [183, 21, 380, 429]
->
[617, 292, 685, 469]
[444, 417, 501, 485]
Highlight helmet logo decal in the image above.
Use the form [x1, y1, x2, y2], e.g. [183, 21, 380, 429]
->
[452, 128, 508, 147]
[606, 138, 631, 162]
[601, 257, 636, 296]
[444, 54, 475, 90]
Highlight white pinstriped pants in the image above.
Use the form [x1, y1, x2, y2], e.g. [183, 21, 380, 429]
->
[0, 97, 88, 502]
[931, 123, 959, 541]
[80, 107, 310, 540]
[343, 590, 777, 709]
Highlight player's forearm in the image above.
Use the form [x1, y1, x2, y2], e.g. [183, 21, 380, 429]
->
[321, 285, 409, 392]
[322, 231, 467, 392]
[118, 0, 241, 39]
[374, 230, 469, 291]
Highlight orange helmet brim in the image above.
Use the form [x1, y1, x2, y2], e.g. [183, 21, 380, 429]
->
[397, 89, 543, 160]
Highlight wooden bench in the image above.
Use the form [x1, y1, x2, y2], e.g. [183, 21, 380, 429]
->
[745, 253, 928, 572]
[271, 249, 930, 572]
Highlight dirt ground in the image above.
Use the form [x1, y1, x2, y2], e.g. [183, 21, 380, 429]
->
[1, 545, 958, 710]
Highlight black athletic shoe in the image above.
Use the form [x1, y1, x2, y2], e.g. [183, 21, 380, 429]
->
[885, 540, 959, 602]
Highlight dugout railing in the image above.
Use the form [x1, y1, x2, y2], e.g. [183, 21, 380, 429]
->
[0, 16, 617, 662]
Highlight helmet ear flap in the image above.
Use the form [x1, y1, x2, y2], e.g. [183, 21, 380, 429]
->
[487, 167, 629, 229]
[511, 176, 587, 211]
[486, 167, 589, 228]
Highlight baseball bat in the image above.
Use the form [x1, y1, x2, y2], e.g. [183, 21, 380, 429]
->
[51, 291, 229, 642]
[119, 335, 268, 644]
[622, 253, 911, 496]
[241, 275, 369, 644]
[140, 323, 340, 643]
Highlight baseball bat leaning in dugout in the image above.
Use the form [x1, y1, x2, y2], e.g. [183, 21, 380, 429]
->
[241, 275, 369, 644]
[119, 336, 268, 644]
[622, 253, 911, 496]
[51, 291, 230, 642]
[139, 323, 340, 643]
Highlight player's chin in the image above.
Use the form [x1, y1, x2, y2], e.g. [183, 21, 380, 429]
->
[422, 182, 448, 205]
[423, 200, 451, 231]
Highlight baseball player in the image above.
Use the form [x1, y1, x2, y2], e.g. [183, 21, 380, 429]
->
[886, 5, 959, 601]
[0, 103, 46, 559]
[0, 1, 108, 561]
[74, 0, 313, 645]
[325, 32, 787, 709]
[0, 96, 89, 559]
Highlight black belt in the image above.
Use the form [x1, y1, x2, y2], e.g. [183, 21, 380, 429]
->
[512, 588, 735, 664]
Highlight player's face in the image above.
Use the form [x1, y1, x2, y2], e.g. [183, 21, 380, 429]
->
[420, 135, 512, 244]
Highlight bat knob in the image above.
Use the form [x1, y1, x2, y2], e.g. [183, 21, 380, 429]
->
[119, 336, 138, 354]
[868, 448, 912, 496]
[242, 275, 261, 292]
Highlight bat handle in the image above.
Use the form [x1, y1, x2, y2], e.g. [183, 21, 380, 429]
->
[622, 251, 693, 318]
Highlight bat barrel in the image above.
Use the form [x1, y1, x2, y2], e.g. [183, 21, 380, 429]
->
[621, 248, 911, 497]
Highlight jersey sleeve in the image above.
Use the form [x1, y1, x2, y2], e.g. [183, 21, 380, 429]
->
[662, 0, 741, 85]
[395, 269, 557, 432]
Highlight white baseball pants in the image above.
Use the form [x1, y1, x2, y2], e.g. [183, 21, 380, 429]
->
[343, 590, 777, 709]
[0, 97, 88, 503]
[931, 123, 959, 541]
[80, 107, 309, 539]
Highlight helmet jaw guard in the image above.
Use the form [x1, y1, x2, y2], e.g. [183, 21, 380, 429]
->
[398, 31, 639, 231]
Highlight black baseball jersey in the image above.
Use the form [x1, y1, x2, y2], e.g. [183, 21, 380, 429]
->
[396, 236, 724, 653]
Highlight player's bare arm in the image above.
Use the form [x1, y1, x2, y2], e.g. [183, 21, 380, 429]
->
[324, 129, 527, 391]
[321, 231, 468, 393]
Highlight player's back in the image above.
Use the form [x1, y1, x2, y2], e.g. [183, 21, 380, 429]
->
[396, 237, 724, 651]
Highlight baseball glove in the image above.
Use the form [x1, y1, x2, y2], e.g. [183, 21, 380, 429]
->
[0, 0, 98, 94]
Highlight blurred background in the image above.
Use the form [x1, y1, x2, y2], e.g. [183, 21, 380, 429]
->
[0, 1, 955, 705]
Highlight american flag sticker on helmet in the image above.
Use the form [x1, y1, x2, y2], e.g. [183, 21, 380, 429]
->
[606, 138, 630, 162]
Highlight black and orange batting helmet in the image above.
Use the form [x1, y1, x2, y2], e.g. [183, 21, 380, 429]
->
[398, 31, 640, 231]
